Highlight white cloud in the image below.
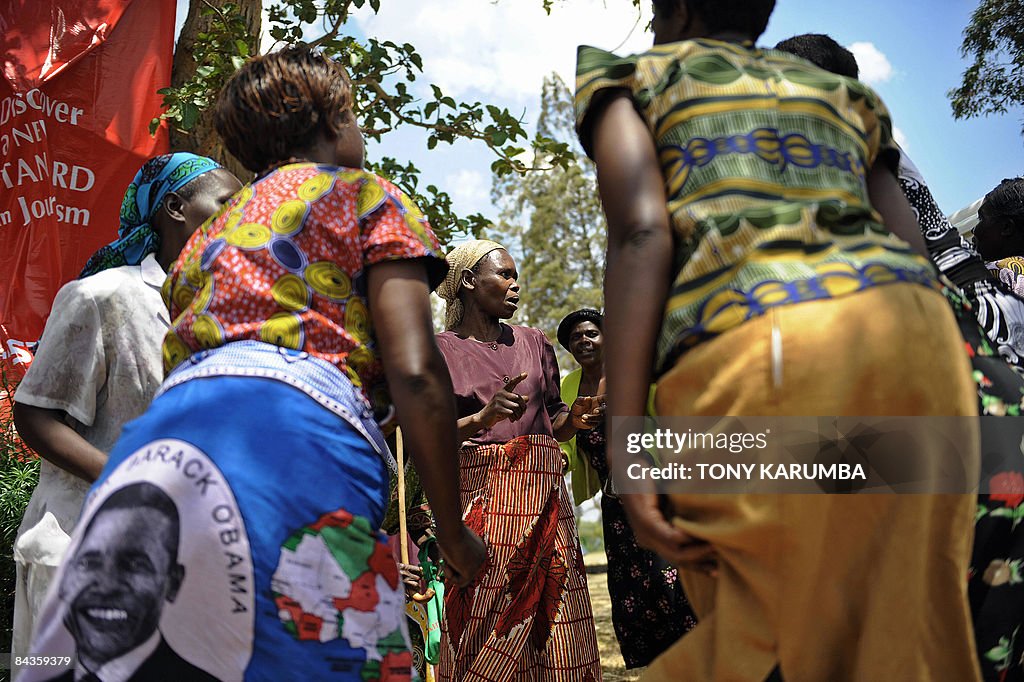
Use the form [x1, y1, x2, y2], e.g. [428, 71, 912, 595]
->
[847, 41, 893, 85]
[174, 1, 187, 42]
[446, 168, 490, 216]
[352, 0, 653, 104]
[893, 126, 908, 150]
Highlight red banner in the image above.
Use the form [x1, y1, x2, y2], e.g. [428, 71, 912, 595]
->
[0, 0, 174, 383]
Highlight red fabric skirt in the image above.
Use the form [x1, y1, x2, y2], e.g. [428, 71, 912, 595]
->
[439, 435, 602, 681]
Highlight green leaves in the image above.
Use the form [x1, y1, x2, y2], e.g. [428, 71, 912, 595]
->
[164, 0, 584, 243]
[949, 0, 1024, 136]
[0, 371, 41, 647]
[152, 2, 257, 137]
[344, 34, 572, 212]
[180, 101, 200, 130]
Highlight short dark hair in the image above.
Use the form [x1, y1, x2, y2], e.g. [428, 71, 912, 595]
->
[654, 0, 776, 41]
[774, 34, 859, 79]
[81, 482, 182, 566]
[214, 46, 354, 174]
[980, 177, 1024, 241]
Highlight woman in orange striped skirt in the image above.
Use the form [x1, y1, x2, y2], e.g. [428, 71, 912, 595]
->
[434, 240, 604, 681]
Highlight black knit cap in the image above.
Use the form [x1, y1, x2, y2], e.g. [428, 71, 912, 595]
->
[557, 308, 603, 351]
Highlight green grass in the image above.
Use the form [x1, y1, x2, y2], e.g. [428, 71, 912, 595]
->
[577, 517, 605, 555]
[0, 370, 40, 677]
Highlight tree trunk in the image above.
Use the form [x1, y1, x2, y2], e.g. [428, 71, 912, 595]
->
[171, 0, 261, 180]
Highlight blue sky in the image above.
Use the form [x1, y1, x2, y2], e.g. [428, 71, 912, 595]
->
[763, 0, 1023, 216]
[176, 0, 1024, 220]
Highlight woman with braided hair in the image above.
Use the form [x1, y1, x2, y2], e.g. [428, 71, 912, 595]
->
[23, 46, 484, 682]
[433, 239, 603, 682]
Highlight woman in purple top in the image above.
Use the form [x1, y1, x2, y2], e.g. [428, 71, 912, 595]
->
[433, 239, 603, 681]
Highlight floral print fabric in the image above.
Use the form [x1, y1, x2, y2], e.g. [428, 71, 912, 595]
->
[959, 285, 1024, 681]
[990, 257, 1024, 301]
[576, 425, 696, 668]
[898, 153, 1024, 370]
[163, 163, 444, 418]
[898, 153, 1024, 682]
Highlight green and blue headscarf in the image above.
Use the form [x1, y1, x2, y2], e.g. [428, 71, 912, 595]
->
[78, 153, 222, 278]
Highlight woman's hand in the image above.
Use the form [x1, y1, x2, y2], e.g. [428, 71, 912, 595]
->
[398, 563, 424, 597]
[621, 492, 717, 576]
[476, 372, 529, 429]
[437, 526, 487, 587]
[569, 394, 606, 430]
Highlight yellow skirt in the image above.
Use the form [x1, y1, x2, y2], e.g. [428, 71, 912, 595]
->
[646, 283, 981, 682]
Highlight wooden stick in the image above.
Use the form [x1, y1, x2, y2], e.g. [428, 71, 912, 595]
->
[396, 427, 410, 566]
[397, 429, 436, 602]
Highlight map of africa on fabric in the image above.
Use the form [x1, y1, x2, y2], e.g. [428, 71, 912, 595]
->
[271, 509, 412, 677]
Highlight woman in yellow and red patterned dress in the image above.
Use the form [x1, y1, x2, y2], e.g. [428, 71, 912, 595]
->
[23, 46, 484, 682]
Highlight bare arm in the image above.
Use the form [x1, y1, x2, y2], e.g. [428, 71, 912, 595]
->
[368, 259, 485, 585]
[13, 402, 107, 482]
[456, 415, 486, 443]
[593, 94, 672, 438]
[867, 162, 928, 257]
[591, 93, 715, 569]
[551, 410, 575, 442]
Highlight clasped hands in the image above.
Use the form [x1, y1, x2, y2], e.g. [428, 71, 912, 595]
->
[571, 374, 606, 430]
[569, 393, 605, 430]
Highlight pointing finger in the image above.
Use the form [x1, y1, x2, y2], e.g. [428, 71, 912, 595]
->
[504, 372, 528, 390]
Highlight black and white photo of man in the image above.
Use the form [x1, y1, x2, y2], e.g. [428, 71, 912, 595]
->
[44, 482, 219, 682]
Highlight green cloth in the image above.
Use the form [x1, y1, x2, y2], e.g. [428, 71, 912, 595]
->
[382, 459, 434, 545]
[560, 368, 602, 506]
[562, 369, 662, 505]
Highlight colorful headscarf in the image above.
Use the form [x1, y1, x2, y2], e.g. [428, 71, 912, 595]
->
[989, 256, 1024, 299]
[78, 153, 222, 278]
[435, 239, 505, 330]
